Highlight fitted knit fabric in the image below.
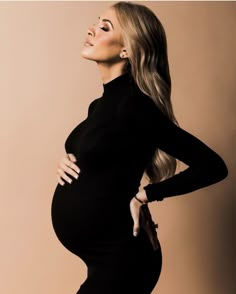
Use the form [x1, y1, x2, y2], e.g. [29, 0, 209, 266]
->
[51, 73, 227, 293]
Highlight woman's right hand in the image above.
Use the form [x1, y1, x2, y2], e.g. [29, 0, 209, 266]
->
[56, 153, 80, 186]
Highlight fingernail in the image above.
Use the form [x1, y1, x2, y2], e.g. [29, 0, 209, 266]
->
[133, 232, 138, 237]
[75, 174, 79, 179]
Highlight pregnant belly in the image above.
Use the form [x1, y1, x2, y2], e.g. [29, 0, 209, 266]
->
[51, 176, 133, 255]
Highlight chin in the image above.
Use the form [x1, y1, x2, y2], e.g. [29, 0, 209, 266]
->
[81, 49, 94, 60]
[81, 52, 91, 60]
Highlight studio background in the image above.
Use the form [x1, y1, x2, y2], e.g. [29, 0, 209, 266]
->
[0, 1, 235, 294]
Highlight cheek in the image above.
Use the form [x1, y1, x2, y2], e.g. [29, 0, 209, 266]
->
[97, 36, 121, 51]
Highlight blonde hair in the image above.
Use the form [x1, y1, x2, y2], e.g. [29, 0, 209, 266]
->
[112, 1, 179, 183]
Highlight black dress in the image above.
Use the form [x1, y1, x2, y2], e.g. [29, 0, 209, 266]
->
[51, 73, 227, 294]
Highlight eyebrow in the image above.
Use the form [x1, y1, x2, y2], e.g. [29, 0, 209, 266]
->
[98, 16, 114, 29]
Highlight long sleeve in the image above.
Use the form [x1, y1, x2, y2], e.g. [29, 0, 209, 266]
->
[130, 95, 228, 202]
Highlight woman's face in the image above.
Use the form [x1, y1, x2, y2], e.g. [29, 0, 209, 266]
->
[81, 7, 125, 64]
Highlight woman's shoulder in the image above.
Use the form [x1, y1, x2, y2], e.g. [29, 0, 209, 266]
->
[118, 87, 161, 120]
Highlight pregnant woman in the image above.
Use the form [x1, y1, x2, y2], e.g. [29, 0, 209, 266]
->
[51, 2, 228, 294]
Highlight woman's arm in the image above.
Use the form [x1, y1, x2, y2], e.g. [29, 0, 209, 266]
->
[139, 97, 228, 202]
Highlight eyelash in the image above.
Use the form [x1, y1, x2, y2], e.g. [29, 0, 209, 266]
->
[99, 25, 109, 32]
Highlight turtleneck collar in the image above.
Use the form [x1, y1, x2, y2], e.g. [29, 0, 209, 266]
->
[102, 72, 135, 99]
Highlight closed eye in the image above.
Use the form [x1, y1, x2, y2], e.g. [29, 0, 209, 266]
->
[98, 16, 113, 31]
[99, 25, 109, 32]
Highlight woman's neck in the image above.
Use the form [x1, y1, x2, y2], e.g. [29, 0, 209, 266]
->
[97, 62, 126, 84]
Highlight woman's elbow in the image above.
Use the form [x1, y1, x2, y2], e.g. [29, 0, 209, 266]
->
[218, 158, 228, 180]
[209, 154, 228, 183]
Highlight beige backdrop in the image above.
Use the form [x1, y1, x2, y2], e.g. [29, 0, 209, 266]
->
[0, 1, 235, 294]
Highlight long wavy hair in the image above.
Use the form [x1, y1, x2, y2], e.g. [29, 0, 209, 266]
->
[112, 1, 179, 183]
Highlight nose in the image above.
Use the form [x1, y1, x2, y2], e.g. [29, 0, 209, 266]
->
[87, 24, 96, 37]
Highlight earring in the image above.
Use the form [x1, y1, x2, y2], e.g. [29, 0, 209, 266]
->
[120, 53, 125, 59]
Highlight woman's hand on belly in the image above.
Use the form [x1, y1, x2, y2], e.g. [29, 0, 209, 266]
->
[56, 153, 81, 185]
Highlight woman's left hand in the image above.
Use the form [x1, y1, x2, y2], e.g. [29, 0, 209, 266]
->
[130, 190, 148, 237]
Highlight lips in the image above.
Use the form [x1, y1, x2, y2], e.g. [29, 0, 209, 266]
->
[84, 38, 94, 46]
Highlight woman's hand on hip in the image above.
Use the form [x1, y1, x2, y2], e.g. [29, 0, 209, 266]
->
[56, 153, 80, 185]
[130, 190, 148, 237]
